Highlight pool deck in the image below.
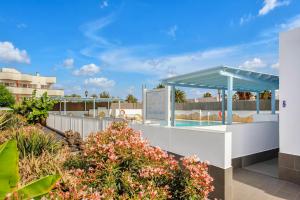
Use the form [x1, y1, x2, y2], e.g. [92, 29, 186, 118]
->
[233, 165, 300, 200]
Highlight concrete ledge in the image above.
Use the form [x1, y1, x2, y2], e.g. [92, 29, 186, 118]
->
[168, 151, 232, 200]
[232, 148, 279, 168]
[279, 153, 300, 185]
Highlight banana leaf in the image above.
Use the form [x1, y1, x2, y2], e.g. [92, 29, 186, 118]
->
[16, 174, 61, 199]
[0, 140, 19, 199]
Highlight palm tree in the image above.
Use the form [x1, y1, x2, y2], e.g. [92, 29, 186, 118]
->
[91, 94, 98, 98]
[203, 92, 212, 98]
[235, 92, 253, 100]
[126, 94, 138, 103]
[156, 83, 165, 89]
[99, 91, 110, 98]
[260, 90, 271, 100]
[175, 89, 186, 103]
[155, 83, 186, 103]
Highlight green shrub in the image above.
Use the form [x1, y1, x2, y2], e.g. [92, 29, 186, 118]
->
[0, 85, 15, 107]
[14, 92, 56, 124]
[0, 111, 27, 131]
[15, 126, 62, 158]
[0, 140, 61, 199]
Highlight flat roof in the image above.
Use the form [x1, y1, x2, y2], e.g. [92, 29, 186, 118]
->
[162, 66, 279, 92]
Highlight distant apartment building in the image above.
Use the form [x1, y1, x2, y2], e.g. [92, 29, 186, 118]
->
[0, 67, 64, 100]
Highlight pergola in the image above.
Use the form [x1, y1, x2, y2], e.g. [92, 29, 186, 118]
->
[52, 97, 124, 118]
[161, 66, 279, 125]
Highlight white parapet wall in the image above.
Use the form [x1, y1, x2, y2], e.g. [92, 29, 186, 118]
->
[228, 122, 279, 158]
[131, 123, 232, 169]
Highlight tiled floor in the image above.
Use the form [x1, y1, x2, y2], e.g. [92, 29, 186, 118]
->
[244, 158, 279, 178]
[233, 168, 300, 200]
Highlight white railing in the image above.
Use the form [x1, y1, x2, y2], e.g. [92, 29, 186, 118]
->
[46, 113, 122, 138]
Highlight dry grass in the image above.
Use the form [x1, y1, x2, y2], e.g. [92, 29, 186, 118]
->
[19, 147, 70, 185]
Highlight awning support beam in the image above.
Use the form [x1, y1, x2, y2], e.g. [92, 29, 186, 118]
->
[271, 89, 276, 114]
[256, 92, 260, 114]
[222, 89, 225, 125]
[171, 85, 176, 127]
[227, 76, 233, 124]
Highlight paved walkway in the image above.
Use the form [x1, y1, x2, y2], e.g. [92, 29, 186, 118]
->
[233, 168, 300, 200]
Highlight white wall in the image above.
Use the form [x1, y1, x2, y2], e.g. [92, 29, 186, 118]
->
[228, 122, 279, 158]
[46, 113, 115, 138]
[130, 124, 232, 169]
[280, 28, 300, 156]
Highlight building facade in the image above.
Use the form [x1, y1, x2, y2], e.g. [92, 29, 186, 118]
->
[0, 68, 64, 101]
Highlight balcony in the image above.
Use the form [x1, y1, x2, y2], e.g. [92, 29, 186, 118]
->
[6, 86, 64, 96]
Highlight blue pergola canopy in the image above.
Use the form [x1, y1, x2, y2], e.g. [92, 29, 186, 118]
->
[162, 66, 279, 92]
[162, 66, 278, 125]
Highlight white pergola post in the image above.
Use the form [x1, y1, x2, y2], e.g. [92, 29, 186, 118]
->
[222, 89, 225, 125]
[93, 98, 96, 118]
[59, 100, 61, 114]
[171, 85, 176, 127]
[271, 89, 276, 114]
[256, 92, 260, 114]
[64, 99, 66, 115]
[118, 100, 121, 117]
[227, 76, 233, 124]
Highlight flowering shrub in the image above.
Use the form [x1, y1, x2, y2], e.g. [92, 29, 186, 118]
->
[53, 122, 214, 199]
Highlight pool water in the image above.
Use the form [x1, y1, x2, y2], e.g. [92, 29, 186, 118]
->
[175, 120, 222, 127]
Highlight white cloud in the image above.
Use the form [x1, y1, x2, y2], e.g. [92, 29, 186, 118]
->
[240, 14, 255, 25]
[239, 58, 267, 69]
[81, 15, 114, 48]
[17, 23, 27, 29]
[271, 62, 279, 68]
[127, 86, 135, 95]
[84, 77, 115, 88]
[73, 63, 100, 76]
[63, 58, 74, 68]
[258, 0, 290, 16]
[100, 0, 108, 8]
[0, 41, 30, 64]
[166, 25, 178, 39]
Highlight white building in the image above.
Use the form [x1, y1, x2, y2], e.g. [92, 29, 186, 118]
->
[0, 67, 64, 100]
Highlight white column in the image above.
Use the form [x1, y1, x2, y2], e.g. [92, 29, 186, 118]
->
[142, 88, 147, 124]
[171, 85, 176, 127]
[222, 89, 225, 125]
[271, 89, 276, 114]
[64, 99, 66, 115]
[118, 100, 121, 117]
[256, 92, 260, 114]
[93, 98, 96, 118]
[227, 76, 233, 124]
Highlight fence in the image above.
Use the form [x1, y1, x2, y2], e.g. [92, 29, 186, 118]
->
[46, 113, 122, 138]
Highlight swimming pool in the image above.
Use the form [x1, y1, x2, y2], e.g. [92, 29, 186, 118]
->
[175, 120, 222, 127]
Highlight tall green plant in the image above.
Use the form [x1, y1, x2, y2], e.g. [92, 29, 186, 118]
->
[0, 85, 15, 108]
[14, 92, 56, 124]
[0, 140, 60, 199]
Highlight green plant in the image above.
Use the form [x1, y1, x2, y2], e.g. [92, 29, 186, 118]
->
[14, 92, 56, 124]
[99, 91, 110, 98]
[156, 83, 187, 103]
[0, 140, 60, 199]
[125, 94, 138, 103]
[15, 126, 62, 159]
[0, 85, 15, 108]
[203, 92, 212, 98]
[0, 112, 27, 131]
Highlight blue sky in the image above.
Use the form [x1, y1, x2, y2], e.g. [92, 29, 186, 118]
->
[0, 0, 299, 99]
